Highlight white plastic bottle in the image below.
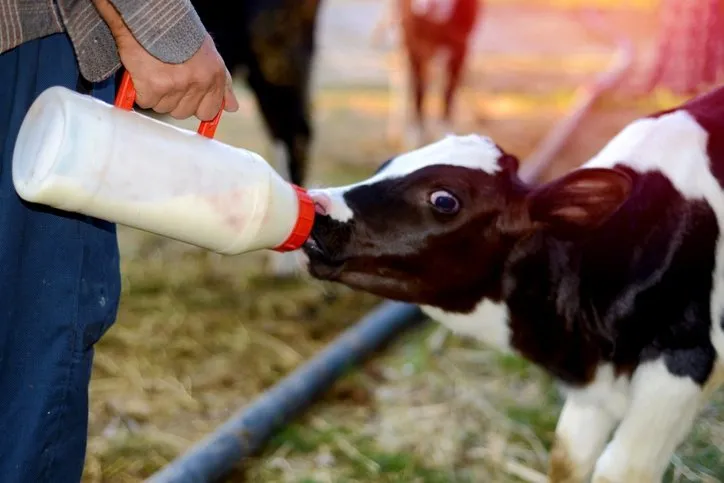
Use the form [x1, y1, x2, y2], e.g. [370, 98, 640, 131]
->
[11, 85, 314, 255]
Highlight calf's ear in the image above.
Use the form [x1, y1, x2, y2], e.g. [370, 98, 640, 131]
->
[526, 168, 632, 237]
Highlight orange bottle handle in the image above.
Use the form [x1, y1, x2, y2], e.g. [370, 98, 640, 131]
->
[113, 70, 223, 139]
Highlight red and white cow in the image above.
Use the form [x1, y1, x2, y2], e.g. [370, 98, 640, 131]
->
[302, 86, 724, 482]
[374, 0, 481, 148]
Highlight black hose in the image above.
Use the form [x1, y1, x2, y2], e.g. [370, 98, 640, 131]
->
[146, 301, 426, 483]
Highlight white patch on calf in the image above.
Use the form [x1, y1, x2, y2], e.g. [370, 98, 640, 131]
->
[311, 189, 355, 223]
[421, 298, 511, 351]
[384, 134, 502, 177]
[311, 134, 503, 222]
[562, 364, 631, 420]
[552, 396, 619, 482]
[591, 358, 703, 483]
[583, 112, 711, 200]
[549, 365, 630, 480]
[582, 110, 724, 370]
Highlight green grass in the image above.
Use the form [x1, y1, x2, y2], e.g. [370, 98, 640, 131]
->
[253, 422, 467, 482]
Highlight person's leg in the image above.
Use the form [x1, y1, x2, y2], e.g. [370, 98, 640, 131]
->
[0, 34, 121, 483]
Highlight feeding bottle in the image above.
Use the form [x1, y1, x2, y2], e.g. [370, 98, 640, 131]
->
[11, 73, 315, 255]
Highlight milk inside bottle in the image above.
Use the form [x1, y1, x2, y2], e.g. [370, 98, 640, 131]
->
[11, 86, 314, 255]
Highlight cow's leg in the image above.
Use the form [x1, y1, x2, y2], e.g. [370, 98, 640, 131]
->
[440, 42, 469, 136]
[404, 45, 428, 149]
[548, 397, 619, 483]
[591, 358, 705, 483]
[244, 60, 313, 277]
[245, 74, 312, 186]
[285, 48, 314, 188]
[388, 44, 409, 147]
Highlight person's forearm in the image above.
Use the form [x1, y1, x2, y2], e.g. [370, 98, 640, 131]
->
[92, 0, 207, 65]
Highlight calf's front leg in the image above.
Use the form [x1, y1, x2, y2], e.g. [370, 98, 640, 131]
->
[548, 396, 618, 483]
[591, 358, 703, 483]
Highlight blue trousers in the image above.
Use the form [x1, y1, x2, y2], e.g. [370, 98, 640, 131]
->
[0, 34, 121, 482]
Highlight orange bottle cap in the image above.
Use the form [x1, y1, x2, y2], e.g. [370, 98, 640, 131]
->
[273, 185, 315, 252]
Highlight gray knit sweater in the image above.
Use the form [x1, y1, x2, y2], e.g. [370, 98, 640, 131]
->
[0, 0, 208, 82]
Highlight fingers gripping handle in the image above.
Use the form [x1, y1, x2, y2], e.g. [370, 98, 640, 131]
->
[114, 70, 224, 139]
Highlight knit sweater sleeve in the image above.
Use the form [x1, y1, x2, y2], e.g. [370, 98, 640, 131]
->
[57, 0, 207, 83]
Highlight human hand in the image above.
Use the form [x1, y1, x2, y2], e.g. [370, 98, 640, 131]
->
[93, 0, 240, 121]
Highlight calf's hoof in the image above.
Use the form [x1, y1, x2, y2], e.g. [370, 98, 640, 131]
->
[547, 439, 587, 483]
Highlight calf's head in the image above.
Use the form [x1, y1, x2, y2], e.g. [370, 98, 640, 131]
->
[303, 134, 633, 313]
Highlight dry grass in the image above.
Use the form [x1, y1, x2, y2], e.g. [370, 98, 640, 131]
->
[82, 2, 724, 481]
[83, 242, 383, 482]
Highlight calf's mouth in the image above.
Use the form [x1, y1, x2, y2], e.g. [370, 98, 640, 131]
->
[302, 230, 347, 280]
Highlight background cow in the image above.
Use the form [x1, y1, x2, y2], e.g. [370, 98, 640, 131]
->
[191, 0, 321, 188]
[373, 0, 482, 148]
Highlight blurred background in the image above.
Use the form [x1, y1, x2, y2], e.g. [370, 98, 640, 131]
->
[84, 0, 724, 481]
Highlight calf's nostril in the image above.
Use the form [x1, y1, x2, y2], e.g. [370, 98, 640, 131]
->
[309, 192, 332, 216]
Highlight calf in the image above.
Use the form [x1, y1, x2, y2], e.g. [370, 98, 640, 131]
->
[302, 85, 724, 482]
[379, 0, 481, 148]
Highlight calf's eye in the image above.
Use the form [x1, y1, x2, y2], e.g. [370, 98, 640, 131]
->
[429, 190, 460, 214]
